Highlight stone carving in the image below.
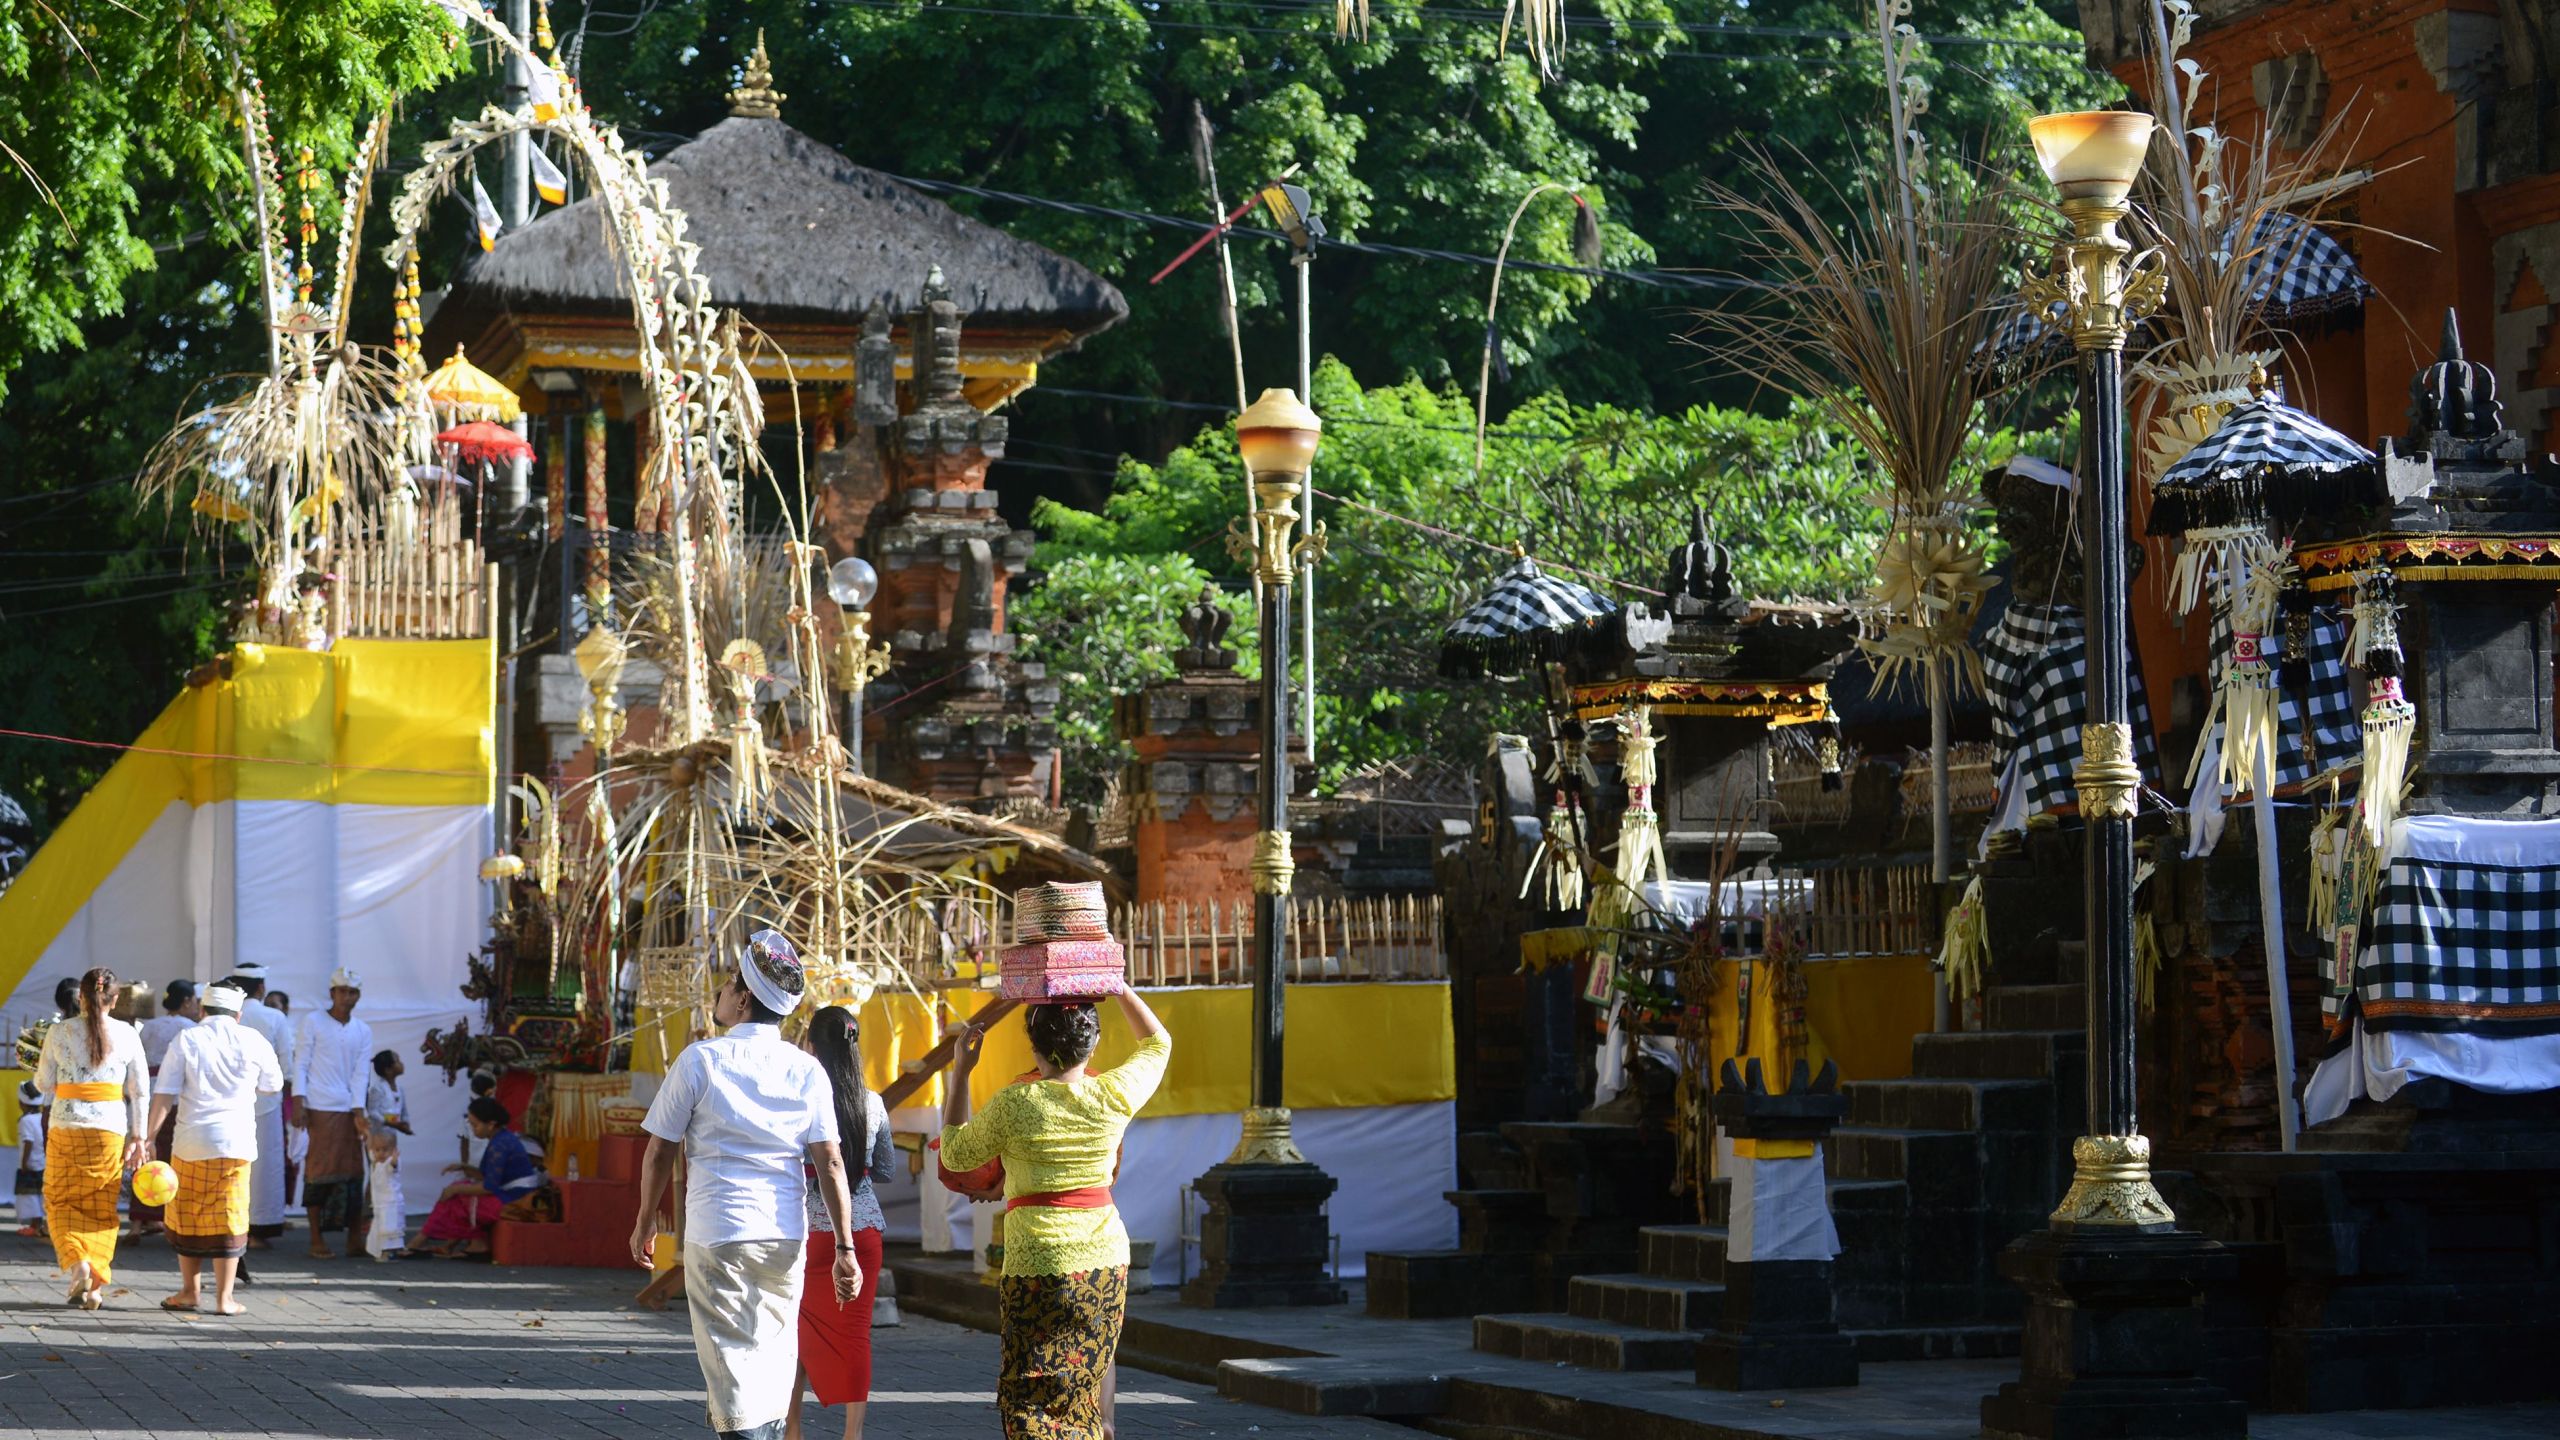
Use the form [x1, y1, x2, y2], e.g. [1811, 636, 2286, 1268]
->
[1665, 502, 1735, 608]
[854, 301, 897, 427]
[1176, 584, 1238, 672]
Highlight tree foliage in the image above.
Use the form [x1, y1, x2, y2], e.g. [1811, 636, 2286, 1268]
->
[0, 1, 459, 398]
[1025, 357, 2060, 793]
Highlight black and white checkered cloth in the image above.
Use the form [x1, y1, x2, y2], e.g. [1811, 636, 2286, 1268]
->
[1980, 603, 2157, 815]
[1439, 556, 1619, 679]
[2203, 605, 2359, 786]
[2357, 817, 2560, 1036]
[1984, 214, 2372, 365]
[2157, 397, 2373, 490]
[2236, 211, 2375, 321]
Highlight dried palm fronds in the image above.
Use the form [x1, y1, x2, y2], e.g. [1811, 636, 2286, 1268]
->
[2127, 0, 2386, 480]
[1496, 0, 1565, 78]
[1689, 5, 2033, 696]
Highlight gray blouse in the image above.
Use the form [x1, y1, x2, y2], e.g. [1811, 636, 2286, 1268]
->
[805, 1089, 893, 1235]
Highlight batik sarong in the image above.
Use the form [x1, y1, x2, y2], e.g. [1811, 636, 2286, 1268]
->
[169, 1156, 251, 1259]
[302, 1110, 364, 1238]
[683, 1237, 806, 1434]
[43, 1125, 124, 1287]
[997, 1265, 1128, 1440]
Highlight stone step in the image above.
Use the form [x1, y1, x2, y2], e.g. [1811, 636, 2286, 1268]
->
[1364, 1249, 1537, 1320]
[1455, 1129, 1526, 1190]
[1843, 1077, 2053, 1133]
[1911, 1027, 2082, 1081]
[1848, 1323, 2024, 1363]
[1567, 1271, 1724, 1331]
[1986, 983, 2085, 1032]
[1472, 1312, 1700, 1372]
[1826, 1127, 1981, 1186]
[1636, 1224, 1727, 1284]
[1445, 1188, 1547, 1254]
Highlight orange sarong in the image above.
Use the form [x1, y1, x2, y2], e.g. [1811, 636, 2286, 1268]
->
[170, 1156, 251, 1259]
[44, 1125, 125, 1287]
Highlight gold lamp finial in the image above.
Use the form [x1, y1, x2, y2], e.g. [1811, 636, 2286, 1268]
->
[729, 30, 786, 120]
[2247, 362, 2271, 399]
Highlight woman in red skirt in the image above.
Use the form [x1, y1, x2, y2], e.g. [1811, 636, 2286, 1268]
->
[789, 1005, 894, 1440]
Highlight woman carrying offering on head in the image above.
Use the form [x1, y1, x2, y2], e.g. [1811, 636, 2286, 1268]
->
[786, 1006, 897, 1440]
[939, 982, 1168, 1440]
[32, 967, 151, 1310]
[415, 1097, 541, 1257]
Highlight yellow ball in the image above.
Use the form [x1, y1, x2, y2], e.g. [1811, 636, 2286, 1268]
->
[133, 1160, 179, 1208]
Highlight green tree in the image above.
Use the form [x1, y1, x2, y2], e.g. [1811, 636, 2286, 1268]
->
[0, 1, 460, 399]
[1026, 357, 2060, 792]
[1009, 552, 1257, 807]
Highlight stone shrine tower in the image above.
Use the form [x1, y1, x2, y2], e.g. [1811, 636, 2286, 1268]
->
[1114, 588, 1301, 903]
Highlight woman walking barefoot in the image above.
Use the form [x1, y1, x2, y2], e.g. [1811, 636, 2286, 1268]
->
[32, 968, 150, 1310]
[785, 1006, 895, 1440]
[940, 982, 1169, 1440]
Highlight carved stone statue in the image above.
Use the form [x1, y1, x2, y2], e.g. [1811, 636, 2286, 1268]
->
[1665, 502, 1735, 608]
[854, 301, 897, 427]
[1175, 584, 1237, 672]
[2407, 308, 2504, 444]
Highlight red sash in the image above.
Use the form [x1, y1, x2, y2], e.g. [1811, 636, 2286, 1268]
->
[1005, 1185, 1113, 1212]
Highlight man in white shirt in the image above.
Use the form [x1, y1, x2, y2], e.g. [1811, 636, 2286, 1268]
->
[634, 931, 859, 1440]
[133, 980, 200, 1238]
[292, 968, 374, 1259]
[224, 966, 295, 1252]
[148, 985, 282, 1316]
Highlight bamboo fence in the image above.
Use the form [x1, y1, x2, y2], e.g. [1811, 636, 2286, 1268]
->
[328, 505, 489, 640]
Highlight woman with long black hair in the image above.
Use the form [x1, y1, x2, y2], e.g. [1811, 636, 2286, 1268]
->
[32, 966, 149, 1309]
[941, 984, 1169, 1440]
[788, 1005, 895, 1440]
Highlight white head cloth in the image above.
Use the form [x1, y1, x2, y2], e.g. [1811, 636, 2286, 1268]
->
[201, 985, 245, 1015]
[740, 930, 806, 1019]
[329, 967, 364, 991]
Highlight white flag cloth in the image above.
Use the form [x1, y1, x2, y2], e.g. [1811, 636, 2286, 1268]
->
[470, 178, 503, 252]
[530, 144, 568, 205]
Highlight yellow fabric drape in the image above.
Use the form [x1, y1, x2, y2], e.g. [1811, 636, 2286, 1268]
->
[1698, 953, 1935, 1086]
[0, 637, 494, 993]
[841, 981, 1458, 1119]
[538, 1072, 630, 1180]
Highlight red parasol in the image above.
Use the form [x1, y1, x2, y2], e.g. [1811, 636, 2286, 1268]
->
[435, 421, 534, 465]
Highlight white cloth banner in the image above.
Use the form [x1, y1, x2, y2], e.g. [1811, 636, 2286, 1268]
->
[873, 1101, 1458, 1284]
[2303, 1018, 2560, 1127]
[1727, 1149, 1839, 1262]
[2, 800, 485, 1217]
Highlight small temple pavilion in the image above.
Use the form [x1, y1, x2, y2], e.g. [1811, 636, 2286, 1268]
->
[423, 40, 1127, 818]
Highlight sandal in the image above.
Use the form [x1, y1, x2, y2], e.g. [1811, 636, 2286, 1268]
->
[160, 1296, 199, 1313]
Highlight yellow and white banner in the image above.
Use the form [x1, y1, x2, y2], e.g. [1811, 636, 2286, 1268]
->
[0, 638, 495, 1205]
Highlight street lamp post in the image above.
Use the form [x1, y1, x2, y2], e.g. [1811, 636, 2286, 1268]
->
[1180, 387, 1344, 1310]
[826, 556, 893, 776]
[1981, 111, 2243, 1440]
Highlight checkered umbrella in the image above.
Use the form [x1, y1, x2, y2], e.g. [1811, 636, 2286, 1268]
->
[1983, 214, 2374, 366]
[1439, 556, 1619, 679]
[2146, 395, 2376, 536]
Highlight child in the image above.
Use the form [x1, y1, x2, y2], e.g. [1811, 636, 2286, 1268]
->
[365, 1051, 411, 1261]
[14, 1080, 44, 1239]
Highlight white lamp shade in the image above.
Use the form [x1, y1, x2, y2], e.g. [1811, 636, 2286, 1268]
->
[827, 555, 879, 609]
[2029, 111, 2156, 203]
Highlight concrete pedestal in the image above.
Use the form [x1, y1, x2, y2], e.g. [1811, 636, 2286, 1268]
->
[1181, 1161, 1346, 1309]
[1696, 1258, 1860, 1390]
[1980, 1229, 2246, 1440]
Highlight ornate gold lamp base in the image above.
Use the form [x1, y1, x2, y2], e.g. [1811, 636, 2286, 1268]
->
[1227, 1104, 1309, 1166]
[2049, 1133, 2177, 1233]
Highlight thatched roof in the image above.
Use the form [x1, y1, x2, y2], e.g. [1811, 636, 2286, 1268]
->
[434, 117, 1127, 344]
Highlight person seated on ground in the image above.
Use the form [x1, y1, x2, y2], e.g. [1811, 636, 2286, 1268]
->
[414, 1098, 541, 1257]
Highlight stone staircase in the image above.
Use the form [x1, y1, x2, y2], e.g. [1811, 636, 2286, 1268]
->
[1368, 1119, 1686, 1321]
[1474, 1217, 1729, 1370]
[1371, 960, 2087, 1382]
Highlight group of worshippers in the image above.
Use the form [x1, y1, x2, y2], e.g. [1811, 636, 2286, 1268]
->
[27, 962, 390, 1312]
[632, 928, 1167, 1440]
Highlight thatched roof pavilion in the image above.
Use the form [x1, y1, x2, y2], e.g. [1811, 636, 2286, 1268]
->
[423, 46, 1126, 413]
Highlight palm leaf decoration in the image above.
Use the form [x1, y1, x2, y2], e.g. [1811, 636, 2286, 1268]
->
[1687, 0, 2031, 696]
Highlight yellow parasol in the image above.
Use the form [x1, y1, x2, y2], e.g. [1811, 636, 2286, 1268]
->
[421, 346, 523, 423]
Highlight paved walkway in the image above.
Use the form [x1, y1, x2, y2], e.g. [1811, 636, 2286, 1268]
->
[0, 1231, 1416, 1439]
